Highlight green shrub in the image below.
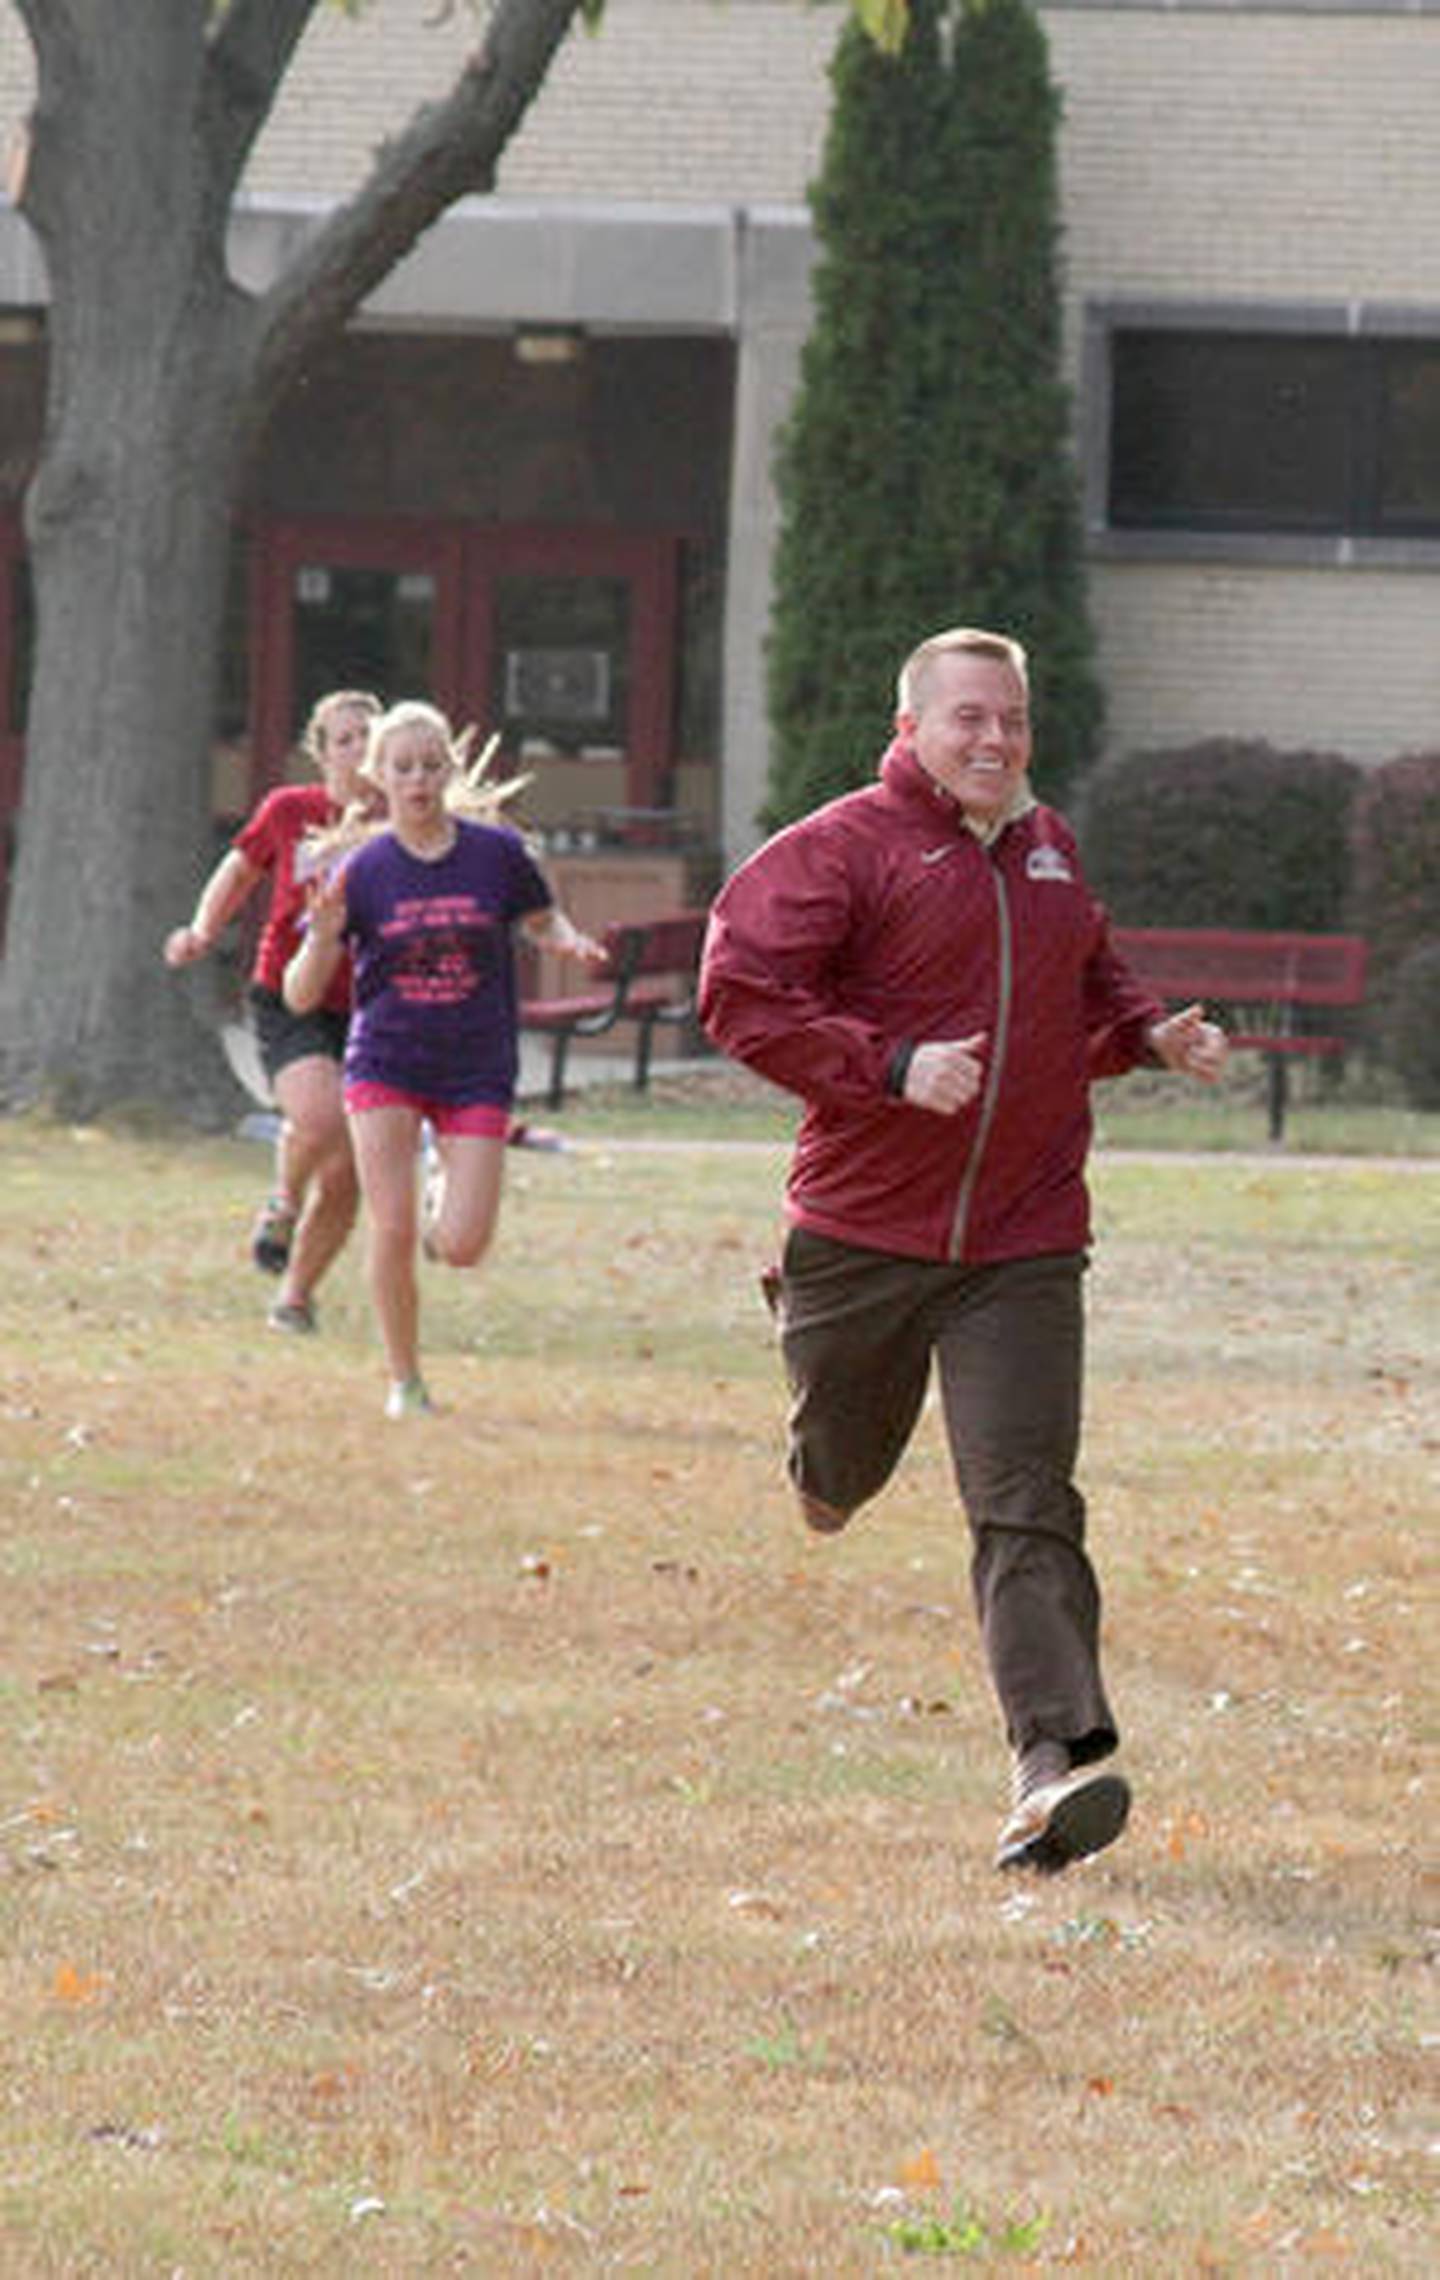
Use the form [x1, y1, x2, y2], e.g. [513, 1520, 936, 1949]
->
[1385, 941, 1440, 1109]
[1078, 738, 1362, 929]
[1347, 751, 1440, 1026]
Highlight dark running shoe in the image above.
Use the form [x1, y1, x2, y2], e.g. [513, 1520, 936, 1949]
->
[251, 1195, 297, 1276]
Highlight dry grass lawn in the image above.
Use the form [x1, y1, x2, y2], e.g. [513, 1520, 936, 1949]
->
[0, 1108, 1435, 2276]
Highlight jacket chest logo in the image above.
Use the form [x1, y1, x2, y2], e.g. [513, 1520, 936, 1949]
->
[1026, 845, 1075, 884]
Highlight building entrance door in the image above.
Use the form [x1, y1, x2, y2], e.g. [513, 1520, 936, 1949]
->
[458, 526, 679, 841]
[250, 518, 681, 842]
[249, 517, 465, 793]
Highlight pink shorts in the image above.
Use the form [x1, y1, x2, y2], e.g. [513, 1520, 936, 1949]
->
[345, 1082, 511, 1138]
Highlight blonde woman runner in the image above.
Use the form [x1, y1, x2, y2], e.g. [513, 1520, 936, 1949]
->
[285, 701, 606, 1417]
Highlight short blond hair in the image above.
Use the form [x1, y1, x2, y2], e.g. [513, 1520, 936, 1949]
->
[361, 699, 458, 786]
[301, 687, 382, 765]
[896, 627, 1029, 716]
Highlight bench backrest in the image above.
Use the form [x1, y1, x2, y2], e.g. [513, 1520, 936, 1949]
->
[1113, 927, 1367, 1008]
[602, 908, 710, 990]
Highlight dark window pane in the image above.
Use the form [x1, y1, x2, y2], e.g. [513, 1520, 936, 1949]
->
[291, 564, 434, 731]
[1110, 332, 1353, 532]
[1376, 344, 1440, 528]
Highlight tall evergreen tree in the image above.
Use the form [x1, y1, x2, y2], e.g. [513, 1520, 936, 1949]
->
[932, 0, 1101, 804]
[764, 0, 949, 827]
[765, 0, 1101, 827]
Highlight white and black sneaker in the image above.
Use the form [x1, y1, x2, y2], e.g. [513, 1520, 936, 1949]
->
[995, 1765, 1131, 1875]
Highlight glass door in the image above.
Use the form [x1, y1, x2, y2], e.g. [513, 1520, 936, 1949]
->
[249, 518, 464, 794]
[250, 519, 680, 836]
[462, 527, 679, 845]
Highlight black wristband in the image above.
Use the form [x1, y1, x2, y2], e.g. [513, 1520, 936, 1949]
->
[886, 1040, 916, 1097]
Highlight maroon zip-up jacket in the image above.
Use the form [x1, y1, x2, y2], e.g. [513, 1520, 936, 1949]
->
[699, 739, 1165, 1266]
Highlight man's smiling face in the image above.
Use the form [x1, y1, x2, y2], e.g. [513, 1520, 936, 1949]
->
[901, 650, 1032, 826]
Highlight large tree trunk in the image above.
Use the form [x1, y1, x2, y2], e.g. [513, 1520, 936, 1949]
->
[4, 371, 250, 1119]
[0, 2, 266, 1119]
[0, 0, 589, 1122]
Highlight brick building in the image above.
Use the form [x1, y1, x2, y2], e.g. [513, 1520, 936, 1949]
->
[3, 0, 1440, 882]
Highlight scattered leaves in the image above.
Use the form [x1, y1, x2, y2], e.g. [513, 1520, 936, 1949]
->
[52, 1962, 106, 2007]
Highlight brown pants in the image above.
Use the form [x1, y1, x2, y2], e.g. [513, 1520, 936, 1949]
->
[777, 1227, 1117, 1765]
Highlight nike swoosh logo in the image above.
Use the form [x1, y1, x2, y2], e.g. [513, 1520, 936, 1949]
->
[921, 846, 955, 865]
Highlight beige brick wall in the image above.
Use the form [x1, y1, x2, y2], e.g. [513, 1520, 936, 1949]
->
[0, 3, 833, 205]
[1049, 14, 1440, 315]
[1092, 562, 1440, 765]
[244, 1, 834, 209]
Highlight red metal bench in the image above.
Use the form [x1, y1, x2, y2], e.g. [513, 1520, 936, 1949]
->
[520, 908, 710, 1108]
[1113, 927, 1368, 1142]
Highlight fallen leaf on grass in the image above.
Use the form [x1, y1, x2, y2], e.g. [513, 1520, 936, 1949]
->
[727, 1888, 785, 1920]
[52, 1962, 106, 2007]
[3, 1797, 64, 1829]
[305, 2061, 363, 2104]
[898, 2146, 942, 2190]
[1162, 1809, 1210, 1861]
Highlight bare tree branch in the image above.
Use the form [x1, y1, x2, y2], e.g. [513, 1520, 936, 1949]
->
[204, 0, 323, 192]
[249, 0, 587, 416]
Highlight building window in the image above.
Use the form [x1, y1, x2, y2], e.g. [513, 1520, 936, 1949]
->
[1107, 328, 1440, 538]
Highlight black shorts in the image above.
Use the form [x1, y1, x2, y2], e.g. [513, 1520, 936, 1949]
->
[248, 985, 348, 1085]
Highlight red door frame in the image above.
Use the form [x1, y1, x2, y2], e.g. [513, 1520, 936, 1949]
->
[248, 515, 467, 793]
[248, 516, 682, 810]
[459, 524, 680, 810]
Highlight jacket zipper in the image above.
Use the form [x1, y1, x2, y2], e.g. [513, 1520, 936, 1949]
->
[948, 856, 1012, 1261]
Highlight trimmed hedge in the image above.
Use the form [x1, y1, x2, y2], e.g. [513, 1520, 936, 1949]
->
[1077, 738, 1363, 931]
[1347, 751, 1440, 1020]
[1386, 941, 1440, 1109]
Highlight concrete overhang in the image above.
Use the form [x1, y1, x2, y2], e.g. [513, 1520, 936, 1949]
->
[0, 192, 815, 340]
[230, 192, 746, 334]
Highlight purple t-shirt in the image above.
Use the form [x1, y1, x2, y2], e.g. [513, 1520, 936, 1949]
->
[341, 820, 551, 1104]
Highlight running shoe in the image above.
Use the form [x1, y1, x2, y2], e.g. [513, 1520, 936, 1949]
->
[994, 1766, 1131, 1875]
[250, 1195, 297, 1275]
[385, 1375, 433, 1421]
[267, 1298, 315, 1335]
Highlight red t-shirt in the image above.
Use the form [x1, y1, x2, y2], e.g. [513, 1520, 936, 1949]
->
[234, 784, 350, 1015]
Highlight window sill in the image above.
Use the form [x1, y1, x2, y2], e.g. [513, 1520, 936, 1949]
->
[1086, 527, 1440, 571]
